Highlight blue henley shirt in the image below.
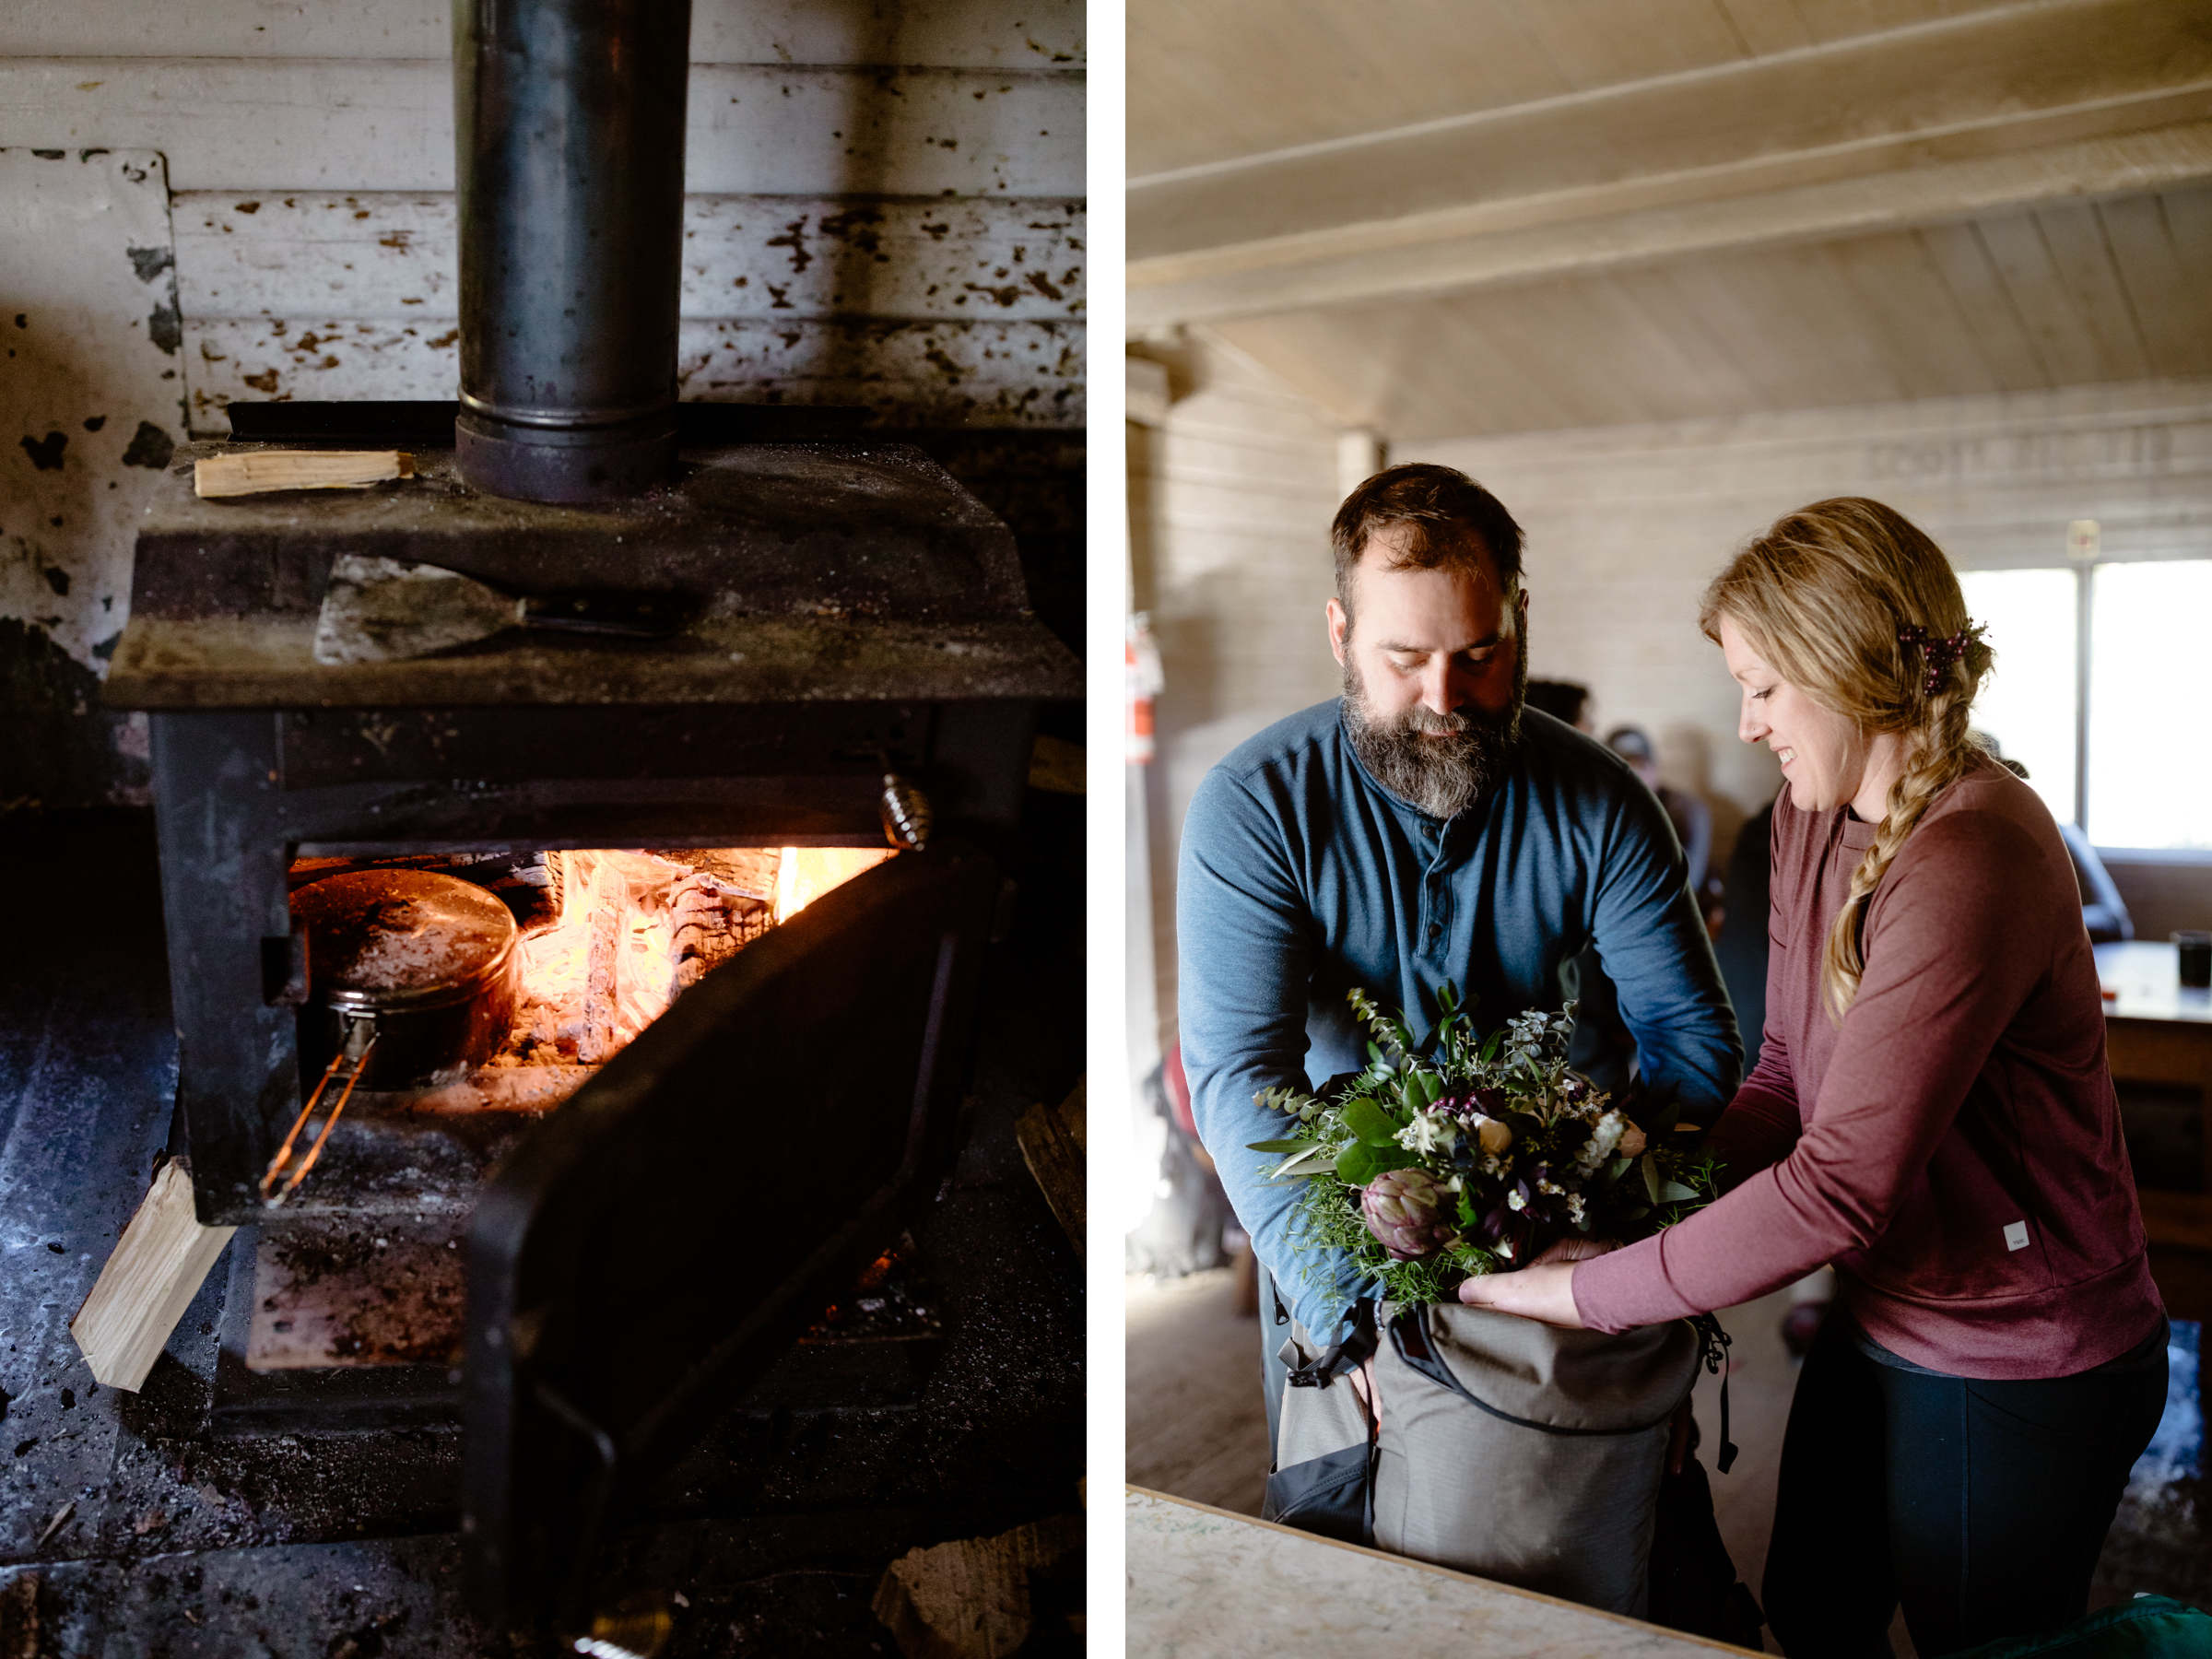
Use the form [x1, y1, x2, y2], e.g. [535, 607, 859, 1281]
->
[1178, 699, 1743, 1338]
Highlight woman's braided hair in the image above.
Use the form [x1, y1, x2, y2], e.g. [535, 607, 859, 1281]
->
[1698, 498, 1995, 1023]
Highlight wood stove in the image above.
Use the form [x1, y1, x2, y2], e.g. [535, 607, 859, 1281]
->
[101, 433, 1079, 1630]
[96, 0, 1082, 1630]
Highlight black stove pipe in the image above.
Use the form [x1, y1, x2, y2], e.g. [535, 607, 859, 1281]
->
[453, 0, 694, 503]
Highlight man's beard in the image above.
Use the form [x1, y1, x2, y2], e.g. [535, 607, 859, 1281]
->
[1341, 646, 1526, 818]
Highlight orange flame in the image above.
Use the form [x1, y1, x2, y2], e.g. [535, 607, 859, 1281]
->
[772, 846, 894, 924]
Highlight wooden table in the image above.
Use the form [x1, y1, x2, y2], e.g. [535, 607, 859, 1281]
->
[2097, 941, 2212, 1319]
[1126, 1487, 1753, 1657]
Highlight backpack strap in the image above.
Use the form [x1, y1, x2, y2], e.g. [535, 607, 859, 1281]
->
[1388, 1305, 1688, 1436]
[1690, 1314, 1738, 1474]
[1288, 1298, 1379, 1387]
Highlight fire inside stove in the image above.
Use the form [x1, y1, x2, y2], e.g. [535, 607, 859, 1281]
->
[287, 844, 895, 1105]
[239, 843, 905, 1378]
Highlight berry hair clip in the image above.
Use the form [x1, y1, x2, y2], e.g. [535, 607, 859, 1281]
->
[1897, 621, 1983, 695]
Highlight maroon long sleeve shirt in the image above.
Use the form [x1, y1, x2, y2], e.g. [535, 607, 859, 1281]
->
[1574, 756, 2162, 1378]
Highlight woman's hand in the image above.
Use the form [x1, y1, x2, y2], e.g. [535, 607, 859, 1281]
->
[1454, 1235, 1616, 1327]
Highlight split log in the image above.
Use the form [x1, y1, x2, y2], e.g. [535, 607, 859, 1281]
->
[1015, 1079, 1086, 1264]
[871, 1514, 1083, 1659]
[69, 1159, 237, 1392]
[193, 449, 414, 498]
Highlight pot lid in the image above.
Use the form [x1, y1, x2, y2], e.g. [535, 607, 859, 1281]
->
[292, 870, 518, 1004]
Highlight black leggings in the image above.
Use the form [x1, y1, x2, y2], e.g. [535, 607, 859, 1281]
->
[1763, 1314, 2169, 1658]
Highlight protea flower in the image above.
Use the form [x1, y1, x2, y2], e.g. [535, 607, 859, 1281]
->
[1359, 1168, 1458, 1261]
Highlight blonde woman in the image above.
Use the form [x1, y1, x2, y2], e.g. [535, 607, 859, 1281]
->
[1458, 499, 2167, 1656]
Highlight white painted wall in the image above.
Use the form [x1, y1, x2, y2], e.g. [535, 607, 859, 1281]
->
[1409, 378, 2212, 930]
[0, 0, 1084, 806]
[1127, 329, 1347, 1065]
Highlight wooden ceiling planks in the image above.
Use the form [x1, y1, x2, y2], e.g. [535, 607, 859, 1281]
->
[1128, 0, 1573, 179]
[1515, 0, 1756, 91]
[1914, 220, 2058, 394]
[1127, 0, 2028, 177]
[1194, 184, 2212, 441]
[2098, 196, 2212, 378]
[1822, 230, 2007, 402]
[1974, 212, 2118, 387]
[1133, 0, 2212, 441]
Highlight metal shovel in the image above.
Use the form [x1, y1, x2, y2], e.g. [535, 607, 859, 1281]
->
[313, 554, 695, 665]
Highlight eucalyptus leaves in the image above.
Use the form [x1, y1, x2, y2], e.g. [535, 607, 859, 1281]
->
[1250, 985, 1719, 1305]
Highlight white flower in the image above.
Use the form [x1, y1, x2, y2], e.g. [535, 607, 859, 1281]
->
[1567, 1193, 1587, 1225]
[1397, 1111, 1461, 1157]
[1496, 1238, 1516, 1261]
[1506, 1189, 1526, 1213]
[1535, 1177, 1564, 1196]
[1579, 1110, 1628, 1171]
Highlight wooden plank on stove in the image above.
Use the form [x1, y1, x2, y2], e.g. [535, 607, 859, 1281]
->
[194, 449, 413, 497]
[69, 1159, 238, 1392]
[172, 192, 1085, 324]
[0, 61, 1085, 195]
[0, 0, 1084, 67]
[184, 316, 1086, 430]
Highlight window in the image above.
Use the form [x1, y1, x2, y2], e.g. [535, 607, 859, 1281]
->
[1959, 559, 2212, 853]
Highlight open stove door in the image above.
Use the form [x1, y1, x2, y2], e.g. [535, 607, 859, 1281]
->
[461, 844, 998, 1630]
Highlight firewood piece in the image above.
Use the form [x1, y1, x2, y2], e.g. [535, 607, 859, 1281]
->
[871, 1514, 1083, 1659]
[193, 449, 414, 498]
[580, 903, 621, 1064]
[1015, 1078, 1086, 1264]
[69, 1159, 237, 1392]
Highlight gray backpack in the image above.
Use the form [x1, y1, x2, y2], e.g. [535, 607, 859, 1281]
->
[1265, 1298, 1717, 1618]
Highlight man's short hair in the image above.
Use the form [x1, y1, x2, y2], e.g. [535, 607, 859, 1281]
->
[1330, 464, 1526, 619]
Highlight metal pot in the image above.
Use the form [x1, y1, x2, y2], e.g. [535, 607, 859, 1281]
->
[265, 869, 519, 1205]
[292, 868, 520, 1089]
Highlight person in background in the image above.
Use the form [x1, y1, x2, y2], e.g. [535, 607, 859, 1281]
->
[1976, 733, 2136, 944]
[1606, 725, 1715, 905]
[1524, 678, 1594, 733]
[1458, 497, 2167, 1658]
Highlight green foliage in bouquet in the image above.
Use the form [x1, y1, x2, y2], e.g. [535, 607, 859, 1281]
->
[1248, 983, 1720, 1306]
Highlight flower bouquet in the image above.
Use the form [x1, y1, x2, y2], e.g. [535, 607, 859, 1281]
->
[1249, 983, 1720, 1306]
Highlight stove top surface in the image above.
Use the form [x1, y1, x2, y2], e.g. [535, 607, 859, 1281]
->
[108, 441, 1080, 710]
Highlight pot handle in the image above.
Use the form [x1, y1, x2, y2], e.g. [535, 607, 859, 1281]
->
[260, 1018, 381, 1207]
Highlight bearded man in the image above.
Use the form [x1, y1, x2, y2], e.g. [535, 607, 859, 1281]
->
[1178, 463, 1741, 1431]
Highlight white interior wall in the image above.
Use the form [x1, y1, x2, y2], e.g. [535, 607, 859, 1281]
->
[1127, 330, 1346, 1066]
[1410, 378, 2212, 932]
[0, 0, 1084, 806]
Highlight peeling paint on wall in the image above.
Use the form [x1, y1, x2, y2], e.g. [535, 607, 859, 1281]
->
[0, 147, 182, 806]
[172, 190, 1086, 429]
